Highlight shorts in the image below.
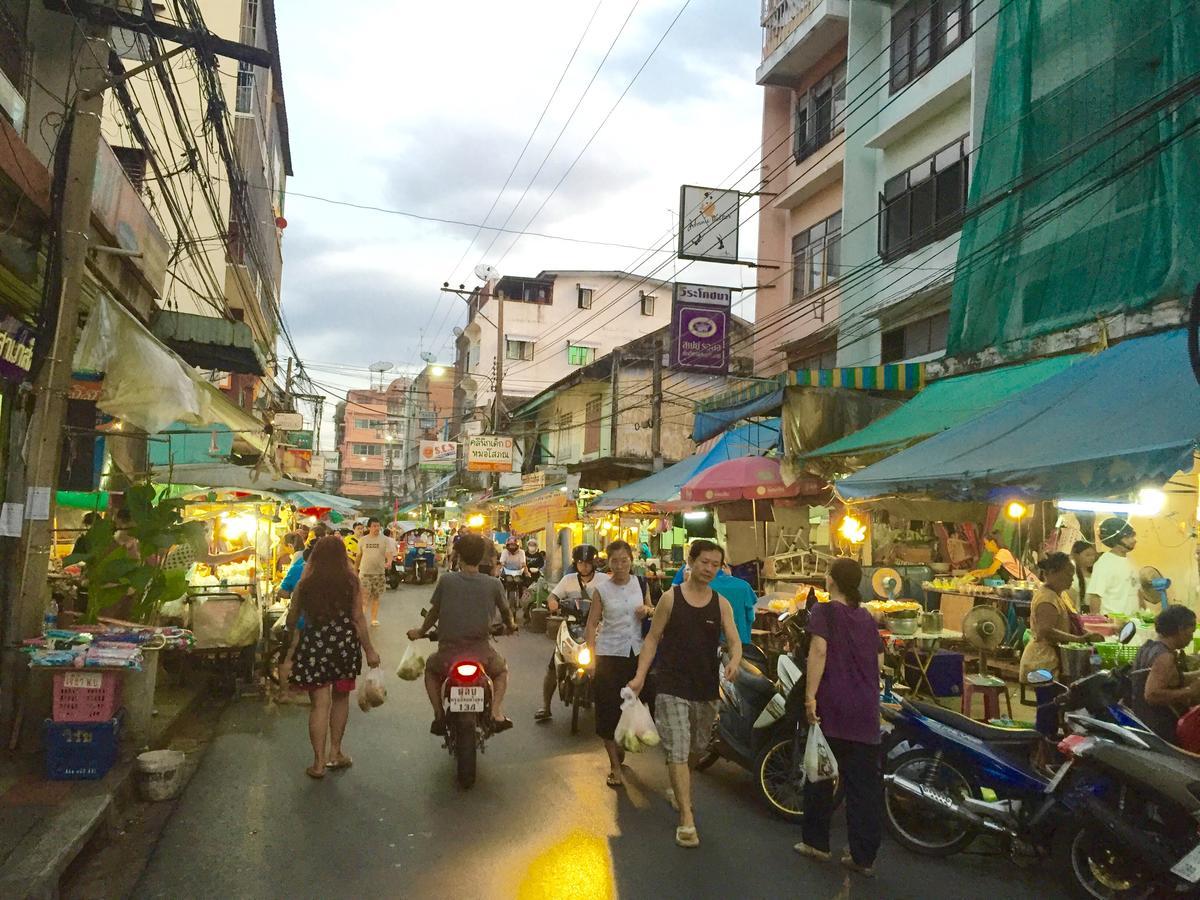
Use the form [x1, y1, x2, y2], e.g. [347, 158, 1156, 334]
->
[296, 678, 356, 693]
[427, 643, 507, 683]
[360, 573, 386, 600]
[655, 693, 718, 764]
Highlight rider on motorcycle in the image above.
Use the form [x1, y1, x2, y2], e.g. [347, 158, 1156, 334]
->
[524, 538, 546, 590]
[499, 538, 528, 577]
[534, 544, 609, 723]
[407, 534, 516, 735]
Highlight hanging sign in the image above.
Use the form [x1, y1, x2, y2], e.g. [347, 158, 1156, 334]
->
[0, 315, 35, 383]
[283, 429, 314, 450]
[670, 283, 731, 374]
[466, 435, 513, 472]
[419, 440, 458, 471]
[678, 185, 740, 263]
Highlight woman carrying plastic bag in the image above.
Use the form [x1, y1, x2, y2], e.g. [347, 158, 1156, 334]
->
[794, 558, 885, 877]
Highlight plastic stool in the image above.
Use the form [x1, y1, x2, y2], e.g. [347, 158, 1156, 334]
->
[961, 674, 1013, 721]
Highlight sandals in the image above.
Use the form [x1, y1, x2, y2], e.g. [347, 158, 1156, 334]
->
[840, 850, 875, 877]
[491, 717, 514, 733]
[326, 755, 353, 770]
[606, 772, 624, 789]
[305, 765, 325, 780]
[793, 843, 831, 862]
[674, 826, 700, 848]
[533, 709, 553, 723]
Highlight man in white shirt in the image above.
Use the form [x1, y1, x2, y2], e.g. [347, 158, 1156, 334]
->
[1086, 517, 1144, 616]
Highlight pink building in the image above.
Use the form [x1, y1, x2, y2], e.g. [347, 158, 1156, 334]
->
[335, 378, 408, 503]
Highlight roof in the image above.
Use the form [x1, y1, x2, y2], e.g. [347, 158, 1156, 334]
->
[837, 329, 1200, 501]
[808, 353, 1085, 459]
[150, 463, 308, 492]
[262, 0, 293, 175]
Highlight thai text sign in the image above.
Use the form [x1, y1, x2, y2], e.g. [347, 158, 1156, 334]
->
[466, 435, 513, 472]
[670, 283, 731, 374]
[678, 185, 739, 263]
[419, 440, 458, 471]
[0, 315, 34, 383]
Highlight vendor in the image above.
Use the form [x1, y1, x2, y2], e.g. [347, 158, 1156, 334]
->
[1132, 605, 1200, 745]
[1067, 541, 1097, 608]
[1085, 517, 1143, 616]
[968, 531, 1035, 582]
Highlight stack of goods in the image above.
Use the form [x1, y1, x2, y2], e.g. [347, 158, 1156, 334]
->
[44, 670, 125, 780]
[864, 599, 922, 624]
[765, 586, 830, 614]
[23, 625, 195, 669]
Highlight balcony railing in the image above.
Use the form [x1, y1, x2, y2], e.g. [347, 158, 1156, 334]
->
[762, 0, 822, 59]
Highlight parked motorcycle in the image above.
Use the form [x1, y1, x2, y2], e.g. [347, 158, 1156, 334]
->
[695, 610, 829, 823]
[401, 528, 439, 585]
[552, 597, 595, 734]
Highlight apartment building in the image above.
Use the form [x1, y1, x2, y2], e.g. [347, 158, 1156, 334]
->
[753, 0, 996, 375]
[452, 270, 673, 434]
[334, 379, 409, 504]
[399, 363, 454, 503]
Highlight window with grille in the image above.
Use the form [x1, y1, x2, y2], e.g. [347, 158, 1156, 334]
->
[578, 286, 593, 309]
[235, 62, 255, 114]
[352, 443, 383, 457]
[890, 0, 972, 93]
[351, 470, 382, 483]
[794, 62, 846, 162]
[640, 292, 656, 316]
[557, 412, 576, 462]
[879, 136, 968, 260]
[792, 211, 842, 306]
[880, 311, 950, 363]
[567, 345, 595, 366]
[505, 339, 534, 361]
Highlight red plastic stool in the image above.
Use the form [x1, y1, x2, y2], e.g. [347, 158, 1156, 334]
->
[961, 674, 1013, 721]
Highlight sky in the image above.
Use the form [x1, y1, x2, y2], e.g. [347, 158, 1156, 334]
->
[272, 0, 764, 447]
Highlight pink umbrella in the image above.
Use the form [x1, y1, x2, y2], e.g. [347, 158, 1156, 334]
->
[679, 456, 799, 503]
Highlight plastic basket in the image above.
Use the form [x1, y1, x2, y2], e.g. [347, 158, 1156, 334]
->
[44, 712, 123, 780]
[1095, 643, 1139, 667]
[52, 670, 123, 723]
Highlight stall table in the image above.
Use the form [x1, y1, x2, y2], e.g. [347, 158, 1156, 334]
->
[884, 629, 963, 699]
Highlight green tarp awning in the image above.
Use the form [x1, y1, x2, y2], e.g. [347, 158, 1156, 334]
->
[150, 310, 268, 376]
[806, 353, 1085, 459]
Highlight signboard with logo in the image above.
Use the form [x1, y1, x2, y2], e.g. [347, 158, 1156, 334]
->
[283, 429, 313, 450]
[277, 445, 312, 477]
[678, 185, 740, 263]
[419, 440, 458, 471]
[0, 315, 34, 384]
[466, 435, 513, 472]
[670, 283, 731, 374]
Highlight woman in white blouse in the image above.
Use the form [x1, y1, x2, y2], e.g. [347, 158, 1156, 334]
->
[585, 540, 654, 788]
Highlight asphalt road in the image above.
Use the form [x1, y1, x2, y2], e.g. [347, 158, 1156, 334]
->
[132, 582, 1067, 900]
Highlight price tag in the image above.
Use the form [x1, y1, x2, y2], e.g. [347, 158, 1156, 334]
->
[62, 672, 103, 690]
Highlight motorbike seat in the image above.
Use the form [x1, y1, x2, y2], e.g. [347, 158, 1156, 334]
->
[911, 700, 1043, 745]
[735, 663, 776, 699]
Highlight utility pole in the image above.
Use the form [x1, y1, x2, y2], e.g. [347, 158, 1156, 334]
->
[609, 348, 621, 459]
[284, 357, 294, 404]
[491, 280, 503, 433]
[650, 335, 664, 472]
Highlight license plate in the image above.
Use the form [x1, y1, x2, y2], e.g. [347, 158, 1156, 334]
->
[1171, 841, 1200, 883]
[448, 686, 485, 712]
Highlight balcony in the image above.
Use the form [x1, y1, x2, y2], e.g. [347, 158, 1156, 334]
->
[757, 0, 850, 87]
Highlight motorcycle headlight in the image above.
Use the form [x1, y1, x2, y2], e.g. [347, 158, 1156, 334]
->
[578, 647, 592, 666]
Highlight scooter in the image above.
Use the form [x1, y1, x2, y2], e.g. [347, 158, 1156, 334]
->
[695, 611, 826, 823]
[385, 554, 404, 590]
[500, 567, 524, 616]
[552, 597, 595, 734]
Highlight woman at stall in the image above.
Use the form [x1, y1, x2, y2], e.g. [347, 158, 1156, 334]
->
[1068, 541, 1097, 608]
[279, 536, 381, 779]
[584, 540, 653, 788]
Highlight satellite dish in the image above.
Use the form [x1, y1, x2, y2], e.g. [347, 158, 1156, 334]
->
[474, 263, 499, 283]
[420, 351, 437, 364]
[452, 326, 463, 337]
[368, 361, 393, 374]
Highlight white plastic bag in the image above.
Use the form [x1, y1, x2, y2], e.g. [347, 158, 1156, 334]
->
[804, 722, 838, 783]
[359, 667, 387, 712]
[614, 686, 660, 753]
[395, 644, 426, 681]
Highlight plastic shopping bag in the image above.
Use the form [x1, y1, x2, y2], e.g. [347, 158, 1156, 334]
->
[804, 722, 838, 783]
[395, 644, 426, 681]
[357, 667, 387, 712]
[613, 686, 660, 753]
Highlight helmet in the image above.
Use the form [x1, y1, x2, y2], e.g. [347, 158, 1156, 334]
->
[526, 538, 539, 550]
[1098, 516, 1135, 547]
[572, 544, 599, 565]
[505, 537, 519, 549]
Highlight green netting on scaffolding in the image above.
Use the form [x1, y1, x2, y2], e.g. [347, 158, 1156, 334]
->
[947, 0, 1200, 357]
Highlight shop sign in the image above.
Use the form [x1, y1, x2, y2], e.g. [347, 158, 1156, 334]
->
[308, 455, 326, 480]
[283, 429, 313, 450]
[462, 419, 484, 437]
[466, 435, 513, 472]
[670, 283, 731, 374]
[0, 315, 34, 383]
[521, 466, 567, 490]
[419, 440, 458, 471]
[511, 492, 577, 534]
[277, 445, 311, 477]
[68, 377, 103, 402]
[678, 185, 739, 263]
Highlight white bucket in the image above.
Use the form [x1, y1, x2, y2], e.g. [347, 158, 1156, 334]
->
[135, 749, 186, 802]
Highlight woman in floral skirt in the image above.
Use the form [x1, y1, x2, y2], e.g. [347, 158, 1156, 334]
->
[280, 536, 381, 779]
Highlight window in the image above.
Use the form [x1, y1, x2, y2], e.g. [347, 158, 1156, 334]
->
[556, 412, 575, 462]
[792, 211, 842, 307]
[350, 470, 382, 483]
[787, 336, 838, 371]
[880, 311, 950, 363]
[890, 0, 972, 93]
[639, 292, 656, 316]
[235, 62, 255, 114]
[794, 348, 838, 370]
[505, 339, 534, 361]
[352, 443, 382, 457]
[577, 286, 593, 309]
[879, 136, 968, 260]
[567, 345, 595, 366]
[111, 146, 147, 193]
[583, 397, 602, 455]
[794, 63, 847, 162]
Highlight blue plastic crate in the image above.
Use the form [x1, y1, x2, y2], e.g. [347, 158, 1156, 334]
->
[43, 710, 123, 780]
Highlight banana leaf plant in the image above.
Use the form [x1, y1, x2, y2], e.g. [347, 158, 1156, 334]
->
[67, 482, 206, 624]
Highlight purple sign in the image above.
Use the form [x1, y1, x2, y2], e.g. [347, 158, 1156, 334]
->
[670, 283, 731, 374]
[0, 315, 34, 384]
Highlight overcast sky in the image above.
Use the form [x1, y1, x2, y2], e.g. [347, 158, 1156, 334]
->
[273, 0, 763, 446]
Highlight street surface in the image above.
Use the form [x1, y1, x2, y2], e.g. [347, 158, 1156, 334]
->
[132, 583, 1066, 899]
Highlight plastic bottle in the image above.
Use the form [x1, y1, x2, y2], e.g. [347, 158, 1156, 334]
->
[42, 598, 58, 636]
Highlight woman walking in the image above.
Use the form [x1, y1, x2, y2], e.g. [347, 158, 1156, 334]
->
[584, 540, 653, 788]
[795, 557, 884, 877]
[280, 536, 381, 779]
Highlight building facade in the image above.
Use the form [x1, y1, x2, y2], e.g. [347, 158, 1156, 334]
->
[334, 379, 409, 504]
[400, 363, 454, 504]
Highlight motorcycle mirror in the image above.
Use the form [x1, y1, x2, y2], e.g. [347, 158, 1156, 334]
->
[1117, 620, 1137, 645]
[778, 611, 792, 625]
[1026, 669, 1055, 685]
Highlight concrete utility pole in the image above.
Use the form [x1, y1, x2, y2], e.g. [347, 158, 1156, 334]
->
[491, 280, 503, 433]
[609, 348, 621, 458]
[651, 335, 664, 472]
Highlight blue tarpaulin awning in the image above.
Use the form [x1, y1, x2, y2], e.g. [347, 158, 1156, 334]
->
[284, 491, 362, 515]
[837, 330, 1200, 501]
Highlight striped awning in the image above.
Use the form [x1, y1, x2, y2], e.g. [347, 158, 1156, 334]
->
[696, 363, 925, 414]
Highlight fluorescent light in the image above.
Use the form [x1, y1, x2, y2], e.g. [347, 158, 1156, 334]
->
[683, 511, 709, 521]
[1058, 488, 1167, 517]
[1136, 488, 1166, 516]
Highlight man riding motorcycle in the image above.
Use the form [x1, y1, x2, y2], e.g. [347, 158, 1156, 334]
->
[524, 538, 546, 590]
[534, 544, 609, 723]
[407, 534, 516, 735]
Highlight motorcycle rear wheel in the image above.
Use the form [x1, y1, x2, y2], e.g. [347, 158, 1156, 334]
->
[454, 714, 477, 789]
[756, 734, 840, 824]
[884, 749, 979, 856]
[1066, 824, 1158, 900]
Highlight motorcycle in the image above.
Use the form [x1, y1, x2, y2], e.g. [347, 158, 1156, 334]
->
[695, 610, 830, 823]
[385, 553, 404, 590]
[500, 567, 524, 616]
[552, 597, 596, 734]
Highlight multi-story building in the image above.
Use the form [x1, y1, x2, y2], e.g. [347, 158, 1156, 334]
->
[753, 0, 995, 374]
[452, 270, 673, 434]
[400, 363, 454, 504]
[334, 379, 409, 504]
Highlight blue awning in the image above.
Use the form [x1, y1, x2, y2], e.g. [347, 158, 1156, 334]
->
[837, 330, 1200, 501]
[692, 389, 783, 443]
[698, 417, 781, 468]
[591, 453, 708, 511]
[284, 491, 362, 515]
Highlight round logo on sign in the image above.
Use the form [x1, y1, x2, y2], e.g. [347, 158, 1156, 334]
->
[687, 316, 718, 339]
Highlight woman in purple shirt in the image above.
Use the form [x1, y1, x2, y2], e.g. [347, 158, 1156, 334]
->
[794, 557, 884, 877]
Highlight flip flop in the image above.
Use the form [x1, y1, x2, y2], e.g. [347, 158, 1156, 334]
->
[606, 772, 624, 789]
[305, 766, 326, 780]
[675, 826, 700, 848]
[533, 709, 553, 723]
[491, 718, 514, 733]
[326, 755, 353, 770]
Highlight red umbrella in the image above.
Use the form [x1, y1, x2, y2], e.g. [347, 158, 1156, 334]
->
[679, 456, 799, 503]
